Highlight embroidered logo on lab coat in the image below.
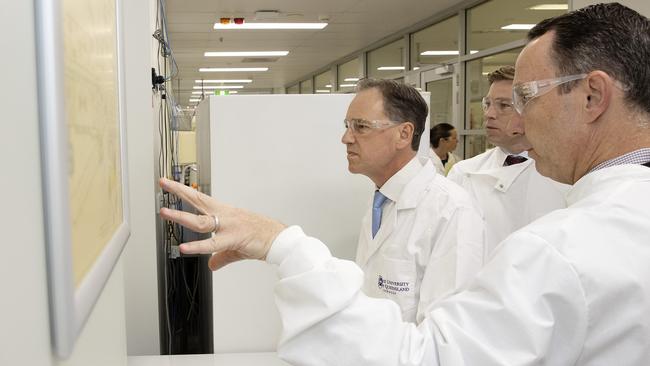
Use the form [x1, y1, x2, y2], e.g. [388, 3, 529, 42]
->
[378, 275, 410, 295]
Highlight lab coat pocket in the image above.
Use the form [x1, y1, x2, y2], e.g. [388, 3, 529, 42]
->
[368, 256, 418, 320]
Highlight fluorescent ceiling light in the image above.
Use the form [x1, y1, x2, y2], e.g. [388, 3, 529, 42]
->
[213, 22, 327, 30]
[420, 50, 479, 56]
[195, 79, 252, 83]
[325, 84, 332, 88]
[528, 4, 568, 10]
[316, 89, 330, 93]
[229, 91, 238, 94]
[377, 66, 405, 71]
[193, 85, 244, 90]
[344, 78, 359, 82]
[421, 50, 458, 56]
[204, 51, 289, 57]
[199, 67, 268, 72]
[192, 91, 204, 94]
[501, 24, 536, 30]
[340, 83, 357, 88]
[413, 67, 420, 70]
[189, 99, 200, 102]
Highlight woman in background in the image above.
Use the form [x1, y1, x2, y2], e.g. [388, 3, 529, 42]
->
[430, 122, 460, 175]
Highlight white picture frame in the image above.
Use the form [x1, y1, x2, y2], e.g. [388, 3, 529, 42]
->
[35, 0, 130, 358]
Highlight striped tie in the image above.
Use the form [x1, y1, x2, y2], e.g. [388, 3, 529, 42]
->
[504, 155, 528, 166]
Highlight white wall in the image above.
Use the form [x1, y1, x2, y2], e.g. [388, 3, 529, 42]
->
[205, 95, 374, 352]
[122, 0, 160, 356]
[58, 263, 128, 366]
[0, 0, 54, 364]
[572, 0, 649, 15]
[0, 0, 128, 359]
[0, 0, 156, 363]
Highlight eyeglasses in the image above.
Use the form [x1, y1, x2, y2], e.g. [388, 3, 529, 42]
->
[343, 118, 399, 135]
[481, 97, 514, 114]
[512, 73, 587, 114]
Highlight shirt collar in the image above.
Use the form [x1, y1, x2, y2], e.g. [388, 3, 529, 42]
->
[378, 156, 423, 203]
[568, 162, 650, 205]
[463, 148, 531, 192]
[498, 146, 529, 160]
[588, 148, 650, 173]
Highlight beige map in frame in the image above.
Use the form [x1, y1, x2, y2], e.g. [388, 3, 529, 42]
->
[63, 0, 123, 287]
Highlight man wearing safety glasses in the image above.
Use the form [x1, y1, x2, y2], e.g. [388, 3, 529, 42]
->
[160, 3, 650, 364]
[340, 78, 485, 323]
[447, 66, 568, 254]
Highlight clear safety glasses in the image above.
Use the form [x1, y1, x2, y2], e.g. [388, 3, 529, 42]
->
[512, 73, 587, 114]
[343, 118, 399, 135]
[481, 97, 514, 114]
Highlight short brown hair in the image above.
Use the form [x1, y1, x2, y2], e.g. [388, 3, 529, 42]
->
[528, 3, 650, 115]
[487, 65, 515, 84]
[356, 78, 428, 151]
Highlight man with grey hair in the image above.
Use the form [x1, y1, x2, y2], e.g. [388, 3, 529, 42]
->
[448, 66, 568, 254]
[160, 3, 650, 364]
[341, 78, 485, 323]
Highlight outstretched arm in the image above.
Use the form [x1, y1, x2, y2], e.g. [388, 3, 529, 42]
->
[158, 177, 285, 269]
[158, 177, 586, 366]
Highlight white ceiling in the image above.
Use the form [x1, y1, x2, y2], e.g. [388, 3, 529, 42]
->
[165, 0, 464, 105]
[165, 0, 568, 106]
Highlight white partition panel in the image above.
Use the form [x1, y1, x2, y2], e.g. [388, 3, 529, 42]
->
[209, 94, 373, 352]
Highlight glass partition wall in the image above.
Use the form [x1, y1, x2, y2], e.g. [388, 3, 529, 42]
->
[286, 84, 299, 94]
[367, 39, 406, 79]
[299, 79, 313, 94]
[285, 0, 568, 157]
[315, 70, 334, 94]
[338, 58, 362, 93]
[410, 16, 460, 70]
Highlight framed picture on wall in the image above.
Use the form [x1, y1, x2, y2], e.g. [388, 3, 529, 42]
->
[35, 0, 130, 358]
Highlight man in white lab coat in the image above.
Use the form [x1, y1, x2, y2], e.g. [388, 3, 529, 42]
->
[160, 3, 650, 365]
[342, 79, 485, 323]
[447, 66, 568, 254]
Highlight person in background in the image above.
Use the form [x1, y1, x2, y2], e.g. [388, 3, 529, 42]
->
[447, 65, 568, 254]
[341, 78, 485, 323]
[429, 122, 460, 175]
[159, 3, 650, 364]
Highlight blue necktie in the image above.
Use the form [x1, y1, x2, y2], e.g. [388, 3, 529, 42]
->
[372, 190, 388, 238]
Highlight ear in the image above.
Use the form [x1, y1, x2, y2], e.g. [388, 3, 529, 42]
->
[396, 122, 415, 149]
[583, 71, 613, 124]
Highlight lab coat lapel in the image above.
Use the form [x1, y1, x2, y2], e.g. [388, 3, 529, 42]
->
[358, 164, 433, 266]
[469, 152, 532, 193]
[358, 212, 373, 263]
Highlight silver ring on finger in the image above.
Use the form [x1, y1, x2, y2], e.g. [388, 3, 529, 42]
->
[211, 214, 220, 234]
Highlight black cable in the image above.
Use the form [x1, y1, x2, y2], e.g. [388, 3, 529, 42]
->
[188, 259, 200, 321]
[156, 2, 172, 352]
[155, 0, 203, 352]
